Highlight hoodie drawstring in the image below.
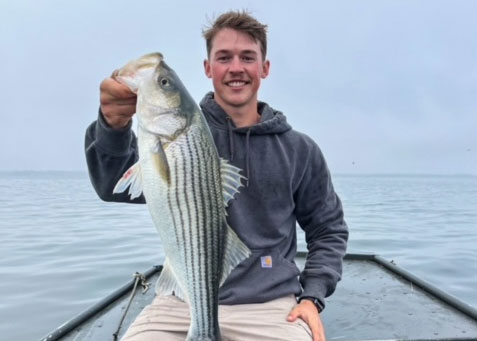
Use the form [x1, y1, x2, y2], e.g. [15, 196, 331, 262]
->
[245, 129, 252, 187]
[226, 117, 235, 161]
[226, 117, 252, 187]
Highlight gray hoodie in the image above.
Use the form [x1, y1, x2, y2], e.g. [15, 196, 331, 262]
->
[85, 92, 348, 310]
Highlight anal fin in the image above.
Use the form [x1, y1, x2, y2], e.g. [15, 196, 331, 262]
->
[155, 258, 186, 301]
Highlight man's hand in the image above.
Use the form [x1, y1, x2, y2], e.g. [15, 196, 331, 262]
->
[100, 71, 137, 129]
[287, 299, 325, 341]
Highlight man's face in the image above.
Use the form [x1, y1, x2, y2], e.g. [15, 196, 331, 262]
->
[204, 28, 270, 112]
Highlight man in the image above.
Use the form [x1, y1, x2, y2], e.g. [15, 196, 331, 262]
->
[85, 11, 348, 341]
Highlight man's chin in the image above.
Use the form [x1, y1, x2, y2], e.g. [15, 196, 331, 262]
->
[214, 92, 256, 110]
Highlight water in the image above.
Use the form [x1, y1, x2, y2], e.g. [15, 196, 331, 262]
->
[0, 172, 476, 340]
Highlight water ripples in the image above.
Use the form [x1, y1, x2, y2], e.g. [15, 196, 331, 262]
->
[1, 172, 476, 340]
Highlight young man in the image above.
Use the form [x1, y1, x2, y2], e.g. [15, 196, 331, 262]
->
[85, 11, 348, 341]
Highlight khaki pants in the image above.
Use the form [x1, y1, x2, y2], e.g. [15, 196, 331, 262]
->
[121, 295, 312, 341]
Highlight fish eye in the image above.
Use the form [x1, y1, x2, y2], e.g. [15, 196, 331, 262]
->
[160, 78, 170, 87]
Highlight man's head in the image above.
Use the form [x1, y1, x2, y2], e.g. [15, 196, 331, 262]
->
[202, 11, 270, 115]
[203, 11, 268, 61]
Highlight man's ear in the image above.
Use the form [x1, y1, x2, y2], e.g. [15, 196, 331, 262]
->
[204, 59, 212, 78]
[261, 60, 270, 79]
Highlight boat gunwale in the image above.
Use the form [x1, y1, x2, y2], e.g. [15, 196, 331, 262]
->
[40, 253, 477, 341]
[40, 265, 162, 341]
[331, 252, 477, 321]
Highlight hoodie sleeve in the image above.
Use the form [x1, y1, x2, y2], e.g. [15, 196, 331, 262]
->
[294, 141, 348, 311]
[84, 109, 146, 203]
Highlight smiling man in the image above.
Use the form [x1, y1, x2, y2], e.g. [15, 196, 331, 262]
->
[85, 11, 348, 341]
[204, 27, 270, 128]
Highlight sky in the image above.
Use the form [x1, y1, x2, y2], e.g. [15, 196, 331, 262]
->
[1, 0, 476, 175]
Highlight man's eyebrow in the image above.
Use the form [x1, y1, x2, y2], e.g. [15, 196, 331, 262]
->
[214, 49, 258, 55]
[214, 49, 230, 55]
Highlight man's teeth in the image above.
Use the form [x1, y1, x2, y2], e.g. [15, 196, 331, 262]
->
[228, 81, 246, 86]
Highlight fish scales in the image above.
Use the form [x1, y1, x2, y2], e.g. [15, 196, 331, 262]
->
[158, 119, 226, 333]
[169, 127, 223, 336]
[191, 135, 220, 334]
[113, 53, 250, 340]
[141, 122, 222, 338]
[162, 127, 218, 329]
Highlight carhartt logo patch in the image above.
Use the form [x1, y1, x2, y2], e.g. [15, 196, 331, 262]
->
[261, 256, 272, 268]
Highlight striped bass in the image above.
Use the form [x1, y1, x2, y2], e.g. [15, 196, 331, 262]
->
[112, 53, 251, 341]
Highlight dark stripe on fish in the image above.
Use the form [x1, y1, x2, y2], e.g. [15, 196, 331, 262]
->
[173, 156, 190, 304]
[167, 162, 181, 254]
[195, 136, 211, 336]
[200, 137, 217, 336]
[180, 141, 204, 334]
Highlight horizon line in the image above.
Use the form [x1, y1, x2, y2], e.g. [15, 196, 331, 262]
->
[0, 170, 476, 177]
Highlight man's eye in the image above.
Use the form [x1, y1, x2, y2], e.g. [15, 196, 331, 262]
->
[218, 56, 230, 62]
[242, 56, 255, 62]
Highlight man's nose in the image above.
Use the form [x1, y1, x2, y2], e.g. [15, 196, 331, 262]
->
[229, 56, 244, 72]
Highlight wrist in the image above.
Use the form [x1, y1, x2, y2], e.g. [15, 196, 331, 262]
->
[298, 296, 324, 313]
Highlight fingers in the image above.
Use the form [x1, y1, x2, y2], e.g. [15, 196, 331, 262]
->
[300, 313, 325, 341]
[309, 315, 325, 341]
[111, 68, 119, 79]
[287, 303, 326, 341]
[100, 76, 137, 129]
[286, 306, 299, 322]
[100, 77, 136, 101]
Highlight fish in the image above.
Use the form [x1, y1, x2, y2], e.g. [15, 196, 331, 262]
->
[112, 52, 251, 341]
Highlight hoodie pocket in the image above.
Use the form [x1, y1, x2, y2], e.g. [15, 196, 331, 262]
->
[220, 248, 301, 303]
[253, 249, 300, 276]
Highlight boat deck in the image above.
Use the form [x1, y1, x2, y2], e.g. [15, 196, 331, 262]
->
[42, 253, 477, 341]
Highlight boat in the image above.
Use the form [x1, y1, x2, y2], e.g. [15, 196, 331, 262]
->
[41, 252, 477, 341]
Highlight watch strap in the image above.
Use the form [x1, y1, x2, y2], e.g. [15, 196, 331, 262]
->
[298, 296, 324, 313]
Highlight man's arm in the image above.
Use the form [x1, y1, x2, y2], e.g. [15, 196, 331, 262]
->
[84, 75, 145, 203]
[288, 142, 348, 341]
[295, 142, 349, 310]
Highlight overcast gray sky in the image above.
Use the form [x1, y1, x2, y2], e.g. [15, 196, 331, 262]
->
[1, 0, 475, 175]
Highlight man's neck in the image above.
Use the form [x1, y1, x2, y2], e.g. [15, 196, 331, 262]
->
[227, 109, 260, 128]
[216, 99, 260, 128]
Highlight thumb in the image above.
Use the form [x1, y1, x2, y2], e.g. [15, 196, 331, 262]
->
[287, 307, 300, 322]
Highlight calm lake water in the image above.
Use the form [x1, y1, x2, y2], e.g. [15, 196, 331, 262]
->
[0, 171, 476, 340]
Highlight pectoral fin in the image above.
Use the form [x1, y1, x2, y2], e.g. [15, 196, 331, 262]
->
[113, 161, 143, 199]
[152, 139, 170, 184]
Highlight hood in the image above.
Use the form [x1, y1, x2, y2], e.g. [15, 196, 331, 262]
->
[199, 92, 292, 135]
[199, 92, 292, 187]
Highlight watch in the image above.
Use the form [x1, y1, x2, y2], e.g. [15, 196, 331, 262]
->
[298, 296, 324, 313]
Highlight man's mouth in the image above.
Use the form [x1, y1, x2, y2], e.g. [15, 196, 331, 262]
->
[226, 81, 249, 87]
